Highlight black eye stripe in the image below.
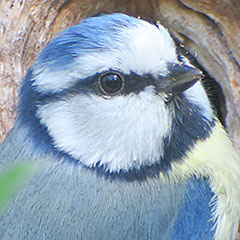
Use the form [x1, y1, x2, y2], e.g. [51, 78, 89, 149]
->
[34, 71, 158, 104]
[83, 71, 157, 96]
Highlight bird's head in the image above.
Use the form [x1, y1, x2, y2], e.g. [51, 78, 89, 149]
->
[19, 13, 214, 176]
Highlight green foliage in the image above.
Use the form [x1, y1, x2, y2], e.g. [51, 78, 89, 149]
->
[0, 163, 36, 215]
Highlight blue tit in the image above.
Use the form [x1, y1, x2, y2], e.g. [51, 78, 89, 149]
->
[0, 13, 240, 240]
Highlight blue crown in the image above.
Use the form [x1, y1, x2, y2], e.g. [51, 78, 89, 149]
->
[35, 14, 141, 72]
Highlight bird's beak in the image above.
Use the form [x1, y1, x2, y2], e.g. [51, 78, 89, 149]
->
[155, 62, 203, 95]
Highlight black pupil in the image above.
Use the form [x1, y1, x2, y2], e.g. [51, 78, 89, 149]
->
[101, 74, 122, 94]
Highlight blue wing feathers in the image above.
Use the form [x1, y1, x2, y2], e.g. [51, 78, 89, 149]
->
[169, 177, 215, 240]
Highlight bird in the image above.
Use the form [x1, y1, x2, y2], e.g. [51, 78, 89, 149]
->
[0, 13, 240, 240]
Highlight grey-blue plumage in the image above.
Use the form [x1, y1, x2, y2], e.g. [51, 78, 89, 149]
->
[0, 13, 239, 240]
[0, 123, 213, 239]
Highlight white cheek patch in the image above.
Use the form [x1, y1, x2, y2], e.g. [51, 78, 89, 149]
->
[37, 87, 172, 172]
[184, 81, 214, 122]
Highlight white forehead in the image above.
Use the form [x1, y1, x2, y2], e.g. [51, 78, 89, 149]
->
[33, 18, 177, 93]
[79, 22, 177, 77]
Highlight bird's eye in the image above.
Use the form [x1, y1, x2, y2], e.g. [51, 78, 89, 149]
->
[99, 72, 124, 95]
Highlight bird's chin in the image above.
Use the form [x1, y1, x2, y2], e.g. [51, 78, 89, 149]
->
[60, 148, 164, 175]
[76, 154, 169, 181]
